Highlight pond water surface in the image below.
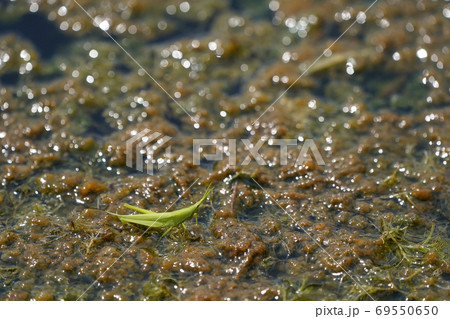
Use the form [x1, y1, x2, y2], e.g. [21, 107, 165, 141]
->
[0, 0, 449, 300]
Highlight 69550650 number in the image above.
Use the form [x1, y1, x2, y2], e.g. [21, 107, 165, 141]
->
[375, 305, 438, 316]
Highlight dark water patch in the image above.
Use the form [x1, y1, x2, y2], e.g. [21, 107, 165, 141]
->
[230, 0, 271, 20]
[222, 76, 244, 96]
[164, 105, 185, 128]
[114, 62, 132, 75]
[0, 71, 19, 86]
[240, 205, 265, 223]
[0, 12, 75, 60]
[146, 17, 217, 47]
[362, 70, 427, 113]
[323, 23, 342, 39]
[86, 109, 114, 137]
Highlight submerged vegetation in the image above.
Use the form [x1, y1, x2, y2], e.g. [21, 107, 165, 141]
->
[348, 219, 448, 301]
[377, 221, 439, 267]
[143, 274, 181, 301]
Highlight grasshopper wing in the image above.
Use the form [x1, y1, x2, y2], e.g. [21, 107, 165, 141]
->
[123, 203, 157, 214]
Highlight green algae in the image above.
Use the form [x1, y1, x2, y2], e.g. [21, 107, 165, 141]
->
[377, 221, 439, 267]
[348, 220, 448, 300]
[382, 169, 400, 189]
[0, 267, 18, 286]
[143, 275, 181, 301]
[279, 278, 317, 301]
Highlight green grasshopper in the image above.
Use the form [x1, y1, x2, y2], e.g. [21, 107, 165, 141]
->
[107, 185, 213, 237]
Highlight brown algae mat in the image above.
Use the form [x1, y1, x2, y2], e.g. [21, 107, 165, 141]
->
[0, 0, 449, 300]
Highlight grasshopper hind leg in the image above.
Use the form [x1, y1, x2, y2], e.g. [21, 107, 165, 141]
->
[160, 227, 173, 239]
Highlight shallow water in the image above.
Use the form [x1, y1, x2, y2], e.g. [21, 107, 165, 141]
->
[0, 0, 448, 300]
